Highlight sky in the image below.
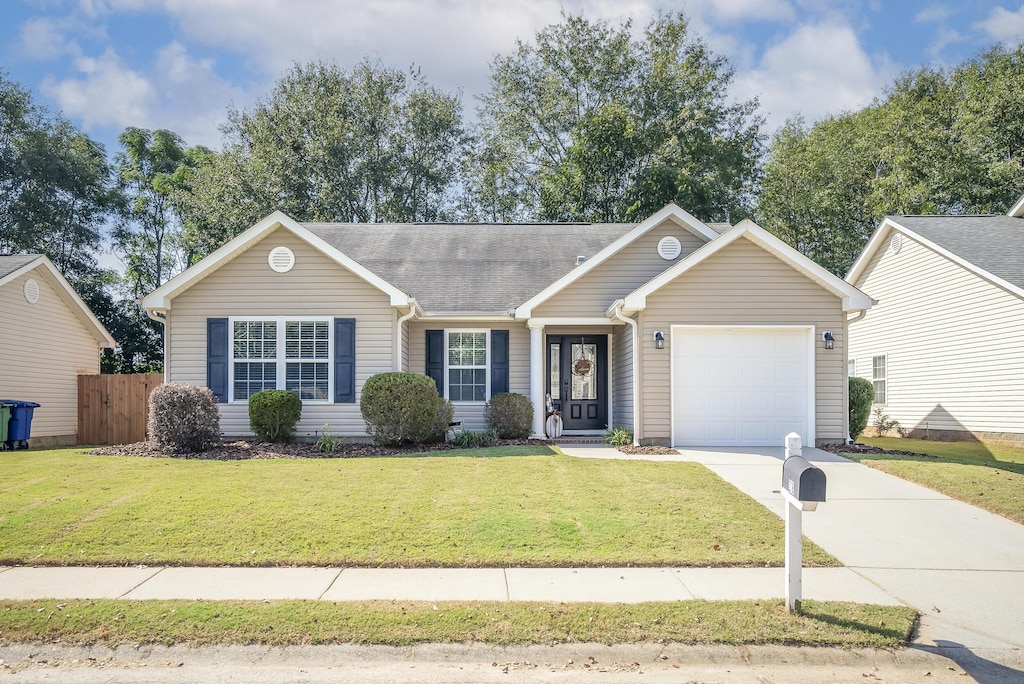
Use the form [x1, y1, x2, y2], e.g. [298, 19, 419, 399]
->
[2, 0, 1024, 159]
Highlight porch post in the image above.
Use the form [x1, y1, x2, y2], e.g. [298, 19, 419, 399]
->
[528, 320, 546, 439]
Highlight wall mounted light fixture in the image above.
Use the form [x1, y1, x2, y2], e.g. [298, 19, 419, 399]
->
[821, 331, 835, 350]
[654, 330, 665, 350]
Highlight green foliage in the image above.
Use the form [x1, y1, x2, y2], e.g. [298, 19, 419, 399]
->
[604, 426, 635, 447]
[148, 384, 220, 453]
[472, 12, 763, 222]
[314, 423, 340, 454]
[248, 390, 303, 443]
[848, 377, 874, 441]
[452, 429, 500, 449]
[483, 392, 534, 439]
[434, 397, 455, 443]
[871, 406, 902, 438]
[360, 372, 443, 445]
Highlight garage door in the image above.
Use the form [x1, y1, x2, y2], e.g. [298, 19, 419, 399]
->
[672, 327, 811, 447]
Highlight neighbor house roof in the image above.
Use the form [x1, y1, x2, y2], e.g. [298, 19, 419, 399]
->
[847, 213, 1024, 297]
[0, 254, 116, 348]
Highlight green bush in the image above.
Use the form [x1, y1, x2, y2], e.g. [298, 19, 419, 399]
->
[484, 392, 534, 439]
[248, 390, 303, 443]
[453, 429, 500, 448]
[434, 397, 455, 443]
[848, 376, 874, 441]
[360, 372, 442, 445]
[604, 426, 634, 447]
[148, 383, 220, 453]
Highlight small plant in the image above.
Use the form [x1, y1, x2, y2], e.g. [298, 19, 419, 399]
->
[148, 383, 220, 454]
[484, 392, 534, 439]
[872, 406, 901, 437]
[314, 423, 340, 453]
[604, 426, 634, 447]
[453, 429, 500, 449]
[848, 377, 874, 441]
[360, 372, 442, 445]
[248, 389, 303, 443]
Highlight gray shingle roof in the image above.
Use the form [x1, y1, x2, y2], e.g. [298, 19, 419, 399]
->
[0, 254, 42, 280]
[302, 223, 634, 315]
[891, 215, 1024, 290]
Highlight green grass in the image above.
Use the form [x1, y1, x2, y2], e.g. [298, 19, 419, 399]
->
[0, 599, 916, 648]
[0, 448, 837, 567]
[854, 437, 1024, 524]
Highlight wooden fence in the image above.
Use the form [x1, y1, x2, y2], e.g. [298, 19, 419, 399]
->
[78, 373, 164, 445]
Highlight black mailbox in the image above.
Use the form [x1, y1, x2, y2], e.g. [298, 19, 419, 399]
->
[782, 456, 826, 502]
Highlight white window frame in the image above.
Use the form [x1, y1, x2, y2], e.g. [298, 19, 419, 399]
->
[848, 358, 856, 377]
[229, 316, 334, 403]
[444, 329, 490, 404]
[871, 354, 887, 405]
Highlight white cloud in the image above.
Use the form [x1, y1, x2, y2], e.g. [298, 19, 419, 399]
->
[17, 17, 81, 61]
[41, 47, 156, 130]
[974, 5, 1024, 43]
[732, 22, 888, 131]
[914, 4, 954, 24]
[682, 0, 795, 23]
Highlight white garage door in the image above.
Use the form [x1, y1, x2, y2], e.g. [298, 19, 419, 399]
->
[672, 327, 812, 447]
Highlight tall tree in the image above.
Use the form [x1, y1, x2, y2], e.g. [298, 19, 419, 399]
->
[471, 12, 763, 223]
[181, 59, 467, 250]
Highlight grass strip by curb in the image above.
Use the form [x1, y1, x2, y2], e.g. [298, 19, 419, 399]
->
[0, 599, 916, 649]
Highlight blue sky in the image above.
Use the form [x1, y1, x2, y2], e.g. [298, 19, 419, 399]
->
[2, 0, 1024, 159]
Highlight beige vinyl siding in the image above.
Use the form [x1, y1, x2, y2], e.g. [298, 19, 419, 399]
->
[611, 323, 634, 430]
[166, 227, 395, 439]
[407, 321, 530, 431]
[0, 267, 101, 443]
[532, 221, 707, 318]
[849, 230, 1024, 437]
[639, 238, 846, 444]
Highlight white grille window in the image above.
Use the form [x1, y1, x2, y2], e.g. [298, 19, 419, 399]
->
[872, 355, 887, 404]
[285, 321, 330, 400]
[231, 318, 332, 402]
[848, 358, 856, 376]
[447, 331, 488, 402]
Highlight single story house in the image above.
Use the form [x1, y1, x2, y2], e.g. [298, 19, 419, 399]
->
[0, 254, 116, 446]
[143, 205, 872, 447]
[846, 195, 1024, 444]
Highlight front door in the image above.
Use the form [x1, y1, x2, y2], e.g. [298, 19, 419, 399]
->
[547, 335, 607, 431]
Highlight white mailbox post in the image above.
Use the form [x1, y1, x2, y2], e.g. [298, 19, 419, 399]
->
[781, 432, 826, 613]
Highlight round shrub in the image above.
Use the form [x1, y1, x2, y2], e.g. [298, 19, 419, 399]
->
[148, 383, 220, 453]
[849, 376, 874, 441]
[484, 392, 534, 439]
[360, 372, 442, 445]
[248, 389, 303, 443]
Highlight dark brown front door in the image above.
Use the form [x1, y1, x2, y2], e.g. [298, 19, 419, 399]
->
[547, 335, 607, 431]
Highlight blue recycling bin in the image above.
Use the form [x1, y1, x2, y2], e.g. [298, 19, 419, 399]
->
[1, 400, 41, 450]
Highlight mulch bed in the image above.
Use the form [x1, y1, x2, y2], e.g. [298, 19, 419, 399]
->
[617, 445, 680, 455]
[90, 438, 551, 460]
[820, 442, 936, 458]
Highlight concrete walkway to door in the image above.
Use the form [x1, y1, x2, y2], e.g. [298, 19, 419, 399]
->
[561, 445, 1024, 659]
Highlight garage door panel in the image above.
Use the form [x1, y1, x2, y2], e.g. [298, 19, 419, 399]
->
[673, 327, 811, 447]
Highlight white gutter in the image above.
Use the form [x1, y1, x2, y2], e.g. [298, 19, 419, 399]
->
[846, 309, 868, 324]
[395, 300, 419, 371]
[609, 300, 640, 446]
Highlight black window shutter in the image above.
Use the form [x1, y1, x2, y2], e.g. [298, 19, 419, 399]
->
[207, 317, 229, 403]
[490, 329, 509, 396]
[334, 318, 356, 403]
[425, 329, 444, 395]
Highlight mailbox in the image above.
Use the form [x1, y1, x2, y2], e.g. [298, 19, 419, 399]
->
[782, 456, 826, 503]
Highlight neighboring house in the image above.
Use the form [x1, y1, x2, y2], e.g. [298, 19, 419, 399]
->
[0, 254, 117, 446]
[846, 195, 1024, 443]
[142, 205, 872, 447]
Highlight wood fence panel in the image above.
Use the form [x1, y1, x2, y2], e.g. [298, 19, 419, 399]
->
[77, 373, 164, 445]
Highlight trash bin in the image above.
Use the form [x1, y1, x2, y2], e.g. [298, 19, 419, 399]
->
[0, 403, 11, 446]
[1, 400, 41, 450]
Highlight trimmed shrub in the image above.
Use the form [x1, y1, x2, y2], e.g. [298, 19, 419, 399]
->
[360, 372, 442, 445]
[484, 392, 534, 439]
[148, 383, 220, 453]
[848, 376, 874, 441]
[248, 389, 303, 443]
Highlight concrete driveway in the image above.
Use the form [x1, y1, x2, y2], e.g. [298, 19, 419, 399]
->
[564, 445, 1024, 663]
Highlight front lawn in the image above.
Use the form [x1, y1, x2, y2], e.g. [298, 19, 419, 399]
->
[854, 437, 1024, 524]
[0, 448, 836, 567]
[0, 599, 915, 648]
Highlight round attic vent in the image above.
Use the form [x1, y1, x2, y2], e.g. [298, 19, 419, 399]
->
[24, 278, 39, 304]
[657, 236, 682, 260]
[268, 246, 295, 273]
[889, 234, 902, 255]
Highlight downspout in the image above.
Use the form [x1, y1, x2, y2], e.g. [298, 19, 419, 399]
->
[610, 301, 640, 447]
[395, 300, 418, 372]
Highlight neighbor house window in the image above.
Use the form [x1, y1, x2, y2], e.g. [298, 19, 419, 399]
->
[446, 331, 488, 402]
[848, 358, 856, 377]
[231, 318, 332, 401]
[872, 355, 887, 404]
